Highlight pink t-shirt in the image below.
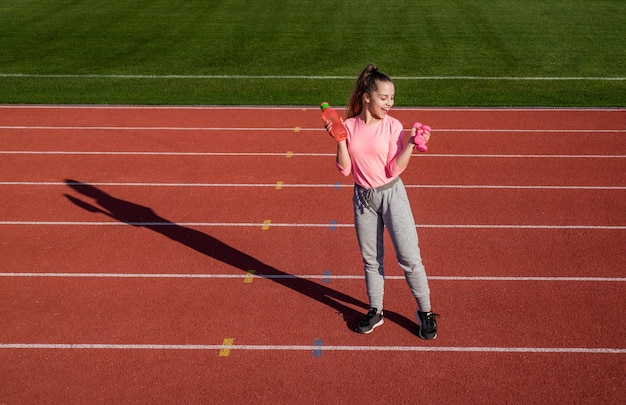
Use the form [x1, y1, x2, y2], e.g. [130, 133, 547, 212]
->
[336, 114, 406, 188]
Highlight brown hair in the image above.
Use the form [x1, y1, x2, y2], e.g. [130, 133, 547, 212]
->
[346, 64, 393, 119]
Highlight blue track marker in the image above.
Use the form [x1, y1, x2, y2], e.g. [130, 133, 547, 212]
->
[329, 220, 337, 230]
[312, 339, 323, 357]
[322, 270, 331, 284]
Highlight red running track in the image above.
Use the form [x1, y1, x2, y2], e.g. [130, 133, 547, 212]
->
[0, 105, 625, 404]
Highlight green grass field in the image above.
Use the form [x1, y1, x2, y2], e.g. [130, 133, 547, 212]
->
[1, 0, 624, 106]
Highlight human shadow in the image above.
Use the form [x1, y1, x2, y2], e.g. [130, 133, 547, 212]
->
[63, 179, 418, 335]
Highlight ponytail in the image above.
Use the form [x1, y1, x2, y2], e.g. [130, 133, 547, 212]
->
[346, 64, 392, 118]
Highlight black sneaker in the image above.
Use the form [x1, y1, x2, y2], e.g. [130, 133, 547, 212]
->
[355, 308, 384, 334]
[416, 311, 439, 340]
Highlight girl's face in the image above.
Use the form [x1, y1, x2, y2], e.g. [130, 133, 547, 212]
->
[363, 80, 395, 120]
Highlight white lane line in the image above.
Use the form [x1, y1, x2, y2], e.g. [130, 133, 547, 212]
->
[1, 106, 624, 112]
[1, 181, 624, 190]
[0, 151, 306, 156]
[1, 73, 625, 81]
[0, 221, 623, 230]
[1, 125, 301, 131]
[1, 125, 624, 133]
[1, 343, 624, 354]
[1, 151, 624, 159]
[0, 273, 624, 282]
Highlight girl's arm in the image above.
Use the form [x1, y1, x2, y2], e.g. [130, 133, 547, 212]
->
[336, 139, 352, 175]
[325, 119, 352, 175]
[393, 126, 418, 171]
[386, 125, 431, 176]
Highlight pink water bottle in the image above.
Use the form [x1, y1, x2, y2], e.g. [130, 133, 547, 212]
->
[320, 102, 348, 141]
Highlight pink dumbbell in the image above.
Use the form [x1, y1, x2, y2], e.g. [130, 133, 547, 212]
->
[411, 122, 431, 152]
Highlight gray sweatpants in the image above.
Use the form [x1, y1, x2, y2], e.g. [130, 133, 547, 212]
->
[353, 177, 431, 312]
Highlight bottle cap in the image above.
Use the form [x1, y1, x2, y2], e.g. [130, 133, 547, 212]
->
[320, 102, 330, 110]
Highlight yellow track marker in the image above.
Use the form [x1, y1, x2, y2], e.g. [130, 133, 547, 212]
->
[286, 151, 293, 158]
[294, 126, 301, 132]
[219, 338, 234, 357]
[262, 220, 271, 230]
[276, 181, 283, 190]
[244, 270, 256, 283]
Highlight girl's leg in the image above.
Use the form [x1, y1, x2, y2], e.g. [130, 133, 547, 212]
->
[353, 188, 385, 310]
[382, 181, 431, 311]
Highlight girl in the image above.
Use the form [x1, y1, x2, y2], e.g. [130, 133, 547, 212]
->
[325, 64, 439, 339]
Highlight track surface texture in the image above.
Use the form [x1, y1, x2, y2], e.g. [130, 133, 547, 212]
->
[1, 106, 625, 404]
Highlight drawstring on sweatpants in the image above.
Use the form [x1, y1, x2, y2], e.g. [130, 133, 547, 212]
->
[354, 177, 401, 214]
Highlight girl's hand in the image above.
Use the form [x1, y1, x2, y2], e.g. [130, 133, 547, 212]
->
[411, 122, 431, 152]
[323, 119, 332, 134]
[421, 128, 431, 143]
[324, 117, 347, 142]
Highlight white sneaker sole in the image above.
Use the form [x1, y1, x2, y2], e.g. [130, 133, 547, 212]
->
[357, 318, 384, 334]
